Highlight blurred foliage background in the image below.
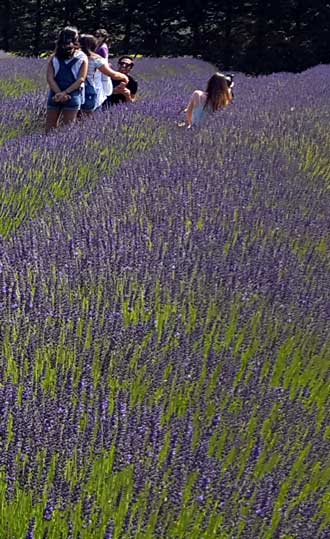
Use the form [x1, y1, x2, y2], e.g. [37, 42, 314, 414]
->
[0, 0, 329, 74]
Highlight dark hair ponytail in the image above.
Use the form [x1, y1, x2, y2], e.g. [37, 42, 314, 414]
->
[79, 34, 97, 57]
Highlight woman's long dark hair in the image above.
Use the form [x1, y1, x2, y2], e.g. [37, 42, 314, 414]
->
[55, 26, 79, 60]
[204, 73, 232, 112]
[79, 34, 97, 57]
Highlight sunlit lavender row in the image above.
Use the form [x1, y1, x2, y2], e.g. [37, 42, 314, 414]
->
[0, 57, 330, 538]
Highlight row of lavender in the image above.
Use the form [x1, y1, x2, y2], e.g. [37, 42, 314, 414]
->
[0, 57, 330, 538]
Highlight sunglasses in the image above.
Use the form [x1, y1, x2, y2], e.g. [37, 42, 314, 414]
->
[119, 61, 133, 68]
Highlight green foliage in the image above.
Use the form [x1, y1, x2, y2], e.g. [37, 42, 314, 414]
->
[0, 77, 37, 97]
[1, 0, 329, 72]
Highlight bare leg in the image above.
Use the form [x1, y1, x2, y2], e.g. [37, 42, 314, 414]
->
[45, 109, 61, 134]
[80, 111, 94, 118]
[62, 110, 78, 125]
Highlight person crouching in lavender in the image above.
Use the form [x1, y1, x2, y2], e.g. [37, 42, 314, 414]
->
[103, 56, 138, 108]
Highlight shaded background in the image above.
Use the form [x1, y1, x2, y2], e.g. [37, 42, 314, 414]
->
[0, 0, 329, 74]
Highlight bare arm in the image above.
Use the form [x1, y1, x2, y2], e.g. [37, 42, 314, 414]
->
[99, 64, 128, 84]
[186, 93, 195, 127]
[46, 56, 61, 94]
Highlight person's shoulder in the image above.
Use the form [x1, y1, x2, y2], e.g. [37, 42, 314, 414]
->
[129, 75, 138, 88]
[74, 50, 88, 61]
[48, 53, 58, 68]
[192, 90, 206, 103]
[92, 53, 106, 67]
[95, 46, 107, 58]
[100, 44, 108, 53]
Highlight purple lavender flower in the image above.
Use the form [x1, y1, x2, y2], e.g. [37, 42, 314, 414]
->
[252, 443, 261, 460]
[104, 520, 114, 539]
[0, 56, 330, 539]
[43, 504, 54, 521]
[25, 517, 36, 539]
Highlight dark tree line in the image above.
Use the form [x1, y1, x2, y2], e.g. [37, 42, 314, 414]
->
[0, 0, 329, 73]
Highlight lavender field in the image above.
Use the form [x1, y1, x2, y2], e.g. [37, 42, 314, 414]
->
[0, 56, 330, 539]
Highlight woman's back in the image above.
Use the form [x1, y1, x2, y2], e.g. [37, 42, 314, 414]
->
[83, 53, 108, 110]
[186, 74, 232, 128]
[188, 90, 213, 127]
[86, 53, 106, 83]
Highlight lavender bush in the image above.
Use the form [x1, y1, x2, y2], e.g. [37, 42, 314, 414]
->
[0, 56, 330, 538]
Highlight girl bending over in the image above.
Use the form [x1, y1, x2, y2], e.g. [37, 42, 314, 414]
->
[186, 72, 233, 128]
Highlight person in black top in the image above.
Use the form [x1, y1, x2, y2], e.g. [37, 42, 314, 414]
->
[108, 56, 138, 106]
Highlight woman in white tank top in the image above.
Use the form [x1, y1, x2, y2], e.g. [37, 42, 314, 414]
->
[79, 34, 129, 114]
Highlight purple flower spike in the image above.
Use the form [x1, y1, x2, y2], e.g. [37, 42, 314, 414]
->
[252, 443, 261, 460]
[25, 517, 36, 539]
[43, 504, 54, 521]
[104, 520, 114, 539]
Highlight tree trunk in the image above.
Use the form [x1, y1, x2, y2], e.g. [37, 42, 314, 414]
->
[33, 0, 42, 56]
[223, 0, 233, 68]
[154, 18, 163, 56]
[95, 0, 102, 28]
[191, 21, 202, 56]
[255, 0, 267, 55]
[122, 7, 134, 51]
[1, 0, 11, 50]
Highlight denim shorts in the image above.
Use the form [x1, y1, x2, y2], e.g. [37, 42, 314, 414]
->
[47, 90, 81, 111]
[81, 86, 97, 111]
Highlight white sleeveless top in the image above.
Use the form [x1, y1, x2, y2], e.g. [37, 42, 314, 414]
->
[86, 56, 112, 109]
[189, 90, 212, 126]
[52, 50, 87, 78]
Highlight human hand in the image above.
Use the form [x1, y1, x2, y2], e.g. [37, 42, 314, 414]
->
[53, 92, 71, 103]
[114, 83, 131, 98]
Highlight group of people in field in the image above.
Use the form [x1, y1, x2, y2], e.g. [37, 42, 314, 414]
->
[46, 26, 233, 133]
[46, 26, 138, 132]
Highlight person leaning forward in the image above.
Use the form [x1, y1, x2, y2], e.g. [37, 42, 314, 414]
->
[104, 56, 138, 107]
